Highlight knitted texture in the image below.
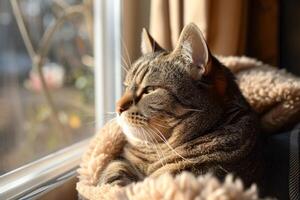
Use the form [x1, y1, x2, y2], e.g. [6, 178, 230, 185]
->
[77, 119, 126, 186]
[77, 172, 261, 200]
[76, 122, 263, 200]
[219, 56, 300, 133]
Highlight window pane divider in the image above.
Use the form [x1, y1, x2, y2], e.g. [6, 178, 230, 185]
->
[95, 0, 122, 128]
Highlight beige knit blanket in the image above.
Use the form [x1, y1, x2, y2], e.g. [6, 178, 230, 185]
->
[77, 56, 300, 200]
[219, 56, 300, 134]
[76, 120, 261, 200]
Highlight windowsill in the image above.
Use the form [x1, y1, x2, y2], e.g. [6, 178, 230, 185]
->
[0, 139, 89, 199]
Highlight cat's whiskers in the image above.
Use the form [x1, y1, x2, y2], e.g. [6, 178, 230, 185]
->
[218, 165, 229, 173]
[139, 128, 150, 148]
[150, 117, 166, 123]
[107, 117, 117, 123]
[82, 120, 96, 126]
[142, 127, 166, 167]
[149, 134, 167, 167]
[145, 127, 173, 166]
[84, 114, 116, 126]
[148, 124, 192, 163]
[152, 118, 177, 128]
[151, 121, 169, 129]
[106, 111, 117, 115]
[121, 58, 129, 73]
[134, 127, 153, 155]
[182, 108, 204, 112]
[150, 117, 173, 127]
[121, 39, 132, 71]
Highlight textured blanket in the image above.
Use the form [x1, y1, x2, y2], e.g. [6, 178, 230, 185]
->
[219, 56, 300, 134]
[77, 56, 300, 199]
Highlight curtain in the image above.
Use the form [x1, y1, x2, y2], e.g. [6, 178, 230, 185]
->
[123, 0, 278, 65]
[122, 0, 151, 63]
[150, 0, 248, 56]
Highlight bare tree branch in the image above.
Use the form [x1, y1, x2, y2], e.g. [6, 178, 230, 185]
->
[9, 0, 94, 137]
[39, 5, 86, 58]
[34, 5, 87, 136]
[83, 0, 94, 45]
[53, 0, 69, 10]
[10, 0, 36, 59]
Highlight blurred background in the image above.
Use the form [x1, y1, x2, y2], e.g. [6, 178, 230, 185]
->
[0, 0, 94, 175]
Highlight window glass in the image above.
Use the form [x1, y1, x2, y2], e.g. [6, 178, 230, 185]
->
[0, 0, 94, 175]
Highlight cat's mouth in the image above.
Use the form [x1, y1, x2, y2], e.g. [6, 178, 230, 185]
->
[117, 111, 172, 144]
[121, 111, 148, 127]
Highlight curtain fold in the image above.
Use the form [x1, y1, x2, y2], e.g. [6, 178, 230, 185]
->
[150, 0, 248, 56]
[123, 0, 278, 65]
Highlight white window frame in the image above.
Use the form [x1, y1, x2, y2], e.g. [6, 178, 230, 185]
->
[95, 0, 122, 128]
[0, 0, 122, 199]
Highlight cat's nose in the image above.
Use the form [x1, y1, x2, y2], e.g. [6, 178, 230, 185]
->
[116, 102, 132, 114]
[116, 92, 133, 115]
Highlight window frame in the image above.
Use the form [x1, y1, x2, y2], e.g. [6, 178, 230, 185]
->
[0, 140, 88, 199]
[0, 0, 122, 198]
[95, 0, 122, 128]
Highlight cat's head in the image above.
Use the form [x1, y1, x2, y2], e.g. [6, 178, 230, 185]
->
[116, 23, 232, 144]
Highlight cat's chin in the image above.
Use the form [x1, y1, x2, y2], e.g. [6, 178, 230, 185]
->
[117, 115, 147, 145]
[117, 114, 173, 145]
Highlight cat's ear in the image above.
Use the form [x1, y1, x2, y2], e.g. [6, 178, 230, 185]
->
[172, 23, 211, 79]
[141, 28, 164, 54]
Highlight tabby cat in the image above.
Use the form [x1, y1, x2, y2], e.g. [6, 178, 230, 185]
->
[98, 23, 263, 187]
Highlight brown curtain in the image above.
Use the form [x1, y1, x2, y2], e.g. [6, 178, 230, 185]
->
[122, 0, 151, 63]
[150, 0, 248, 56]
[123, 0, 278, 65]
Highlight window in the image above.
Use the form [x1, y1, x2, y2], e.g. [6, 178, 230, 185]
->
[0, 0, 95, 175]
[0, 0, 121, 198]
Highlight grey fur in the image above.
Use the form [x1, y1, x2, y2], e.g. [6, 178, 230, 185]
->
[99, 23, 263, 187]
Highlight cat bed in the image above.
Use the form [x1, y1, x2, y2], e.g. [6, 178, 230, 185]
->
[76, 120, 261, 200]
[219, 56, 300, 134]
[77, 56, 300, 199]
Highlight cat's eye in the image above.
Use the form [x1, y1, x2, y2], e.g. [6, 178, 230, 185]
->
[144, 86, 156, 94]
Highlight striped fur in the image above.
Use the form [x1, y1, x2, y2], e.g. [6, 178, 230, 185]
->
[98, 23, 263, 187]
